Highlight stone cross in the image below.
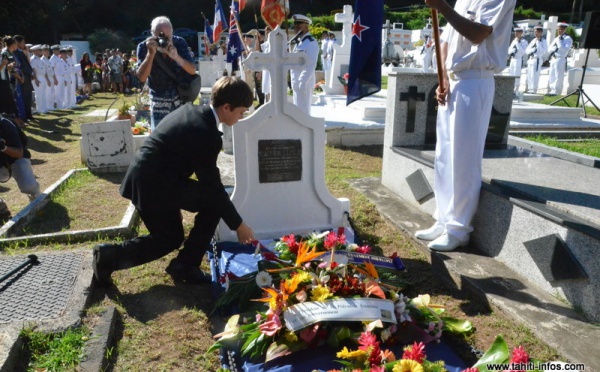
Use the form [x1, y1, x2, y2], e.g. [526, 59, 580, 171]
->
[243, 27, 307, 115]
[544, 16, 558, 44]
[400, 86, 426, 133]
[336, 5, 355, 48]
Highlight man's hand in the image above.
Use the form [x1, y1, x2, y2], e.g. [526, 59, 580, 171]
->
[236, 222, 256, 245]
[145, 37, 159, 55]
[436, 74, 449, 105]
[165, 42, 180, 61]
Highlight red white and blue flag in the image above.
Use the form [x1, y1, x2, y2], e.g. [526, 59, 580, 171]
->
[346, 0, 383, 105]
[226, 4, 244, 72]
[213, 0, 228, 42]
[204, 18, 214, 56]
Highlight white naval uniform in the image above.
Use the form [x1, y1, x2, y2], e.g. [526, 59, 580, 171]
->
[547, 33, 573, 95]
[261, 40, 271, 96]
[49, 53, 62, 108]
[54, 58, 71, 109]
[67, 55, 77, 107]
[433, 0, 515, 242]
[42, 55, 56, 110]
[421, 40, 434, 71]
[507, 37, 528, 92]
[525, 36, 547, 93]
[30, 55, 49, 113]
[290, 33, 318, 115]
[320, 37, 330, 72]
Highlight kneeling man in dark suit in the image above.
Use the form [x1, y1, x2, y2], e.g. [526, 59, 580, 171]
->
[93, 76, 255, 286]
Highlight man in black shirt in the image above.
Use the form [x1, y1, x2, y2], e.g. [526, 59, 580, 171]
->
[13, 36, 34, 121]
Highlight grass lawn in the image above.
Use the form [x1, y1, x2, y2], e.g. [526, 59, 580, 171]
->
[530, 94, 600, 117]
[524, 136, 600, 158]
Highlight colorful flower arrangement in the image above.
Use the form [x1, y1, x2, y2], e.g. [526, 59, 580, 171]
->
[209, 231, 472, 365]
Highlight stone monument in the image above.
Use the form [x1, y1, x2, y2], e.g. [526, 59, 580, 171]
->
[217, 26, 349, 241]
[80, 120, 134, 173]
[322, 5, 353, 95]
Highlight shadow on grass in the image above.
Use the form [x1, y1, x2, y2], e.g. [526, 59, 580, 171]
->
[14, 200, 69, 237]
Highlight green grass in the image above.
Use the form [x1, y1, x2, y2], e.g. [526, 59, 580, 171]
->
[19, 327, 89, 371]
[530, 94, 600, 117]
[524, 135, 600, 158]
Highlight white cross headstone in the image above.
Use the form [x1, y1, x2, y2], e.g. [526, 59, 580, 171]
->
[217, 26, 349, 241]
[322, 5, 354, 95]
[545, 16, 558, 45]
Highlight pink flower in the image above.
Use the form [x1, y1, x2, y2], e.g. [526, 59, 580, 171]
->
[510, 346, 529, 364]
[369, 365, 385, 372]
[402, 342, 426, 364]
[358, 331, 378, 350]
[258, 310, 282, 337]
[355, 245, 372, 254]
[462, 368, 479, 372]
[324, 231, 346, 250]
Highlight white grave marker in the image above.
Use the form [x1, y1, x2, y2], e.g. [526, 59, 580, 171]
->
[80, 120, 134, 173]
[217, 26, 349, 241]
[322, 5, 354, 95]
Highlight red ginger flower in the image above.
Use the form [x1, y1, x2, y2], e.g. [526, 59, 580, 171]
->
[281, 234, 299, 254]
[510, 345, 529, 364]
[358, 331, 378, 350]
[462, 368, 479, 372]
[402, 342, 426, 364]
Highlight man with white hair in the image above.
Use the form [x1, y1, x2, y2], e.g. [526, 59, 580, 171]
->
[136, 16, 196, 130]
[289, 14, 318, 115]
[547, 22, 572, 96]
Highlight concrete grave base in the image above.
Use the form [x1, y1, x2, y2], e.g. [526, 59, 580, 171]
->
[0, 169, 138, 246]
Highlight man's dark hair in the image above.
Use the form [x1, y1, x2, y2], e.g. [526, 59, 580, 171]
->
[13, 35, 25, 43]
[211, 77, 253, 109]
[2, 36, 15, 47]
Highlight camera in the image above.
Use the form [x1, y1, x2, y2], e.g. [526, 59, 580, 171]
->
[156, 32, 169, 48]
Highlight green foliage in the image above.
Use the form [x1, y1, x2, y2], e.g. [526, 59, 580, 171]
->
[513, 5, 542, 20]
[385, 6, 443, 30]
[88, 28, 135, 54]
[310, 15, 336, 31]
[20, 327, 89, 370]
[524, 136, 600, 158]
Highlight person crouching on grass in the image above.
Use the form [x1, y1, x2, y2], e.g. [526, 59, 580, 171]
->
[92, 77, 256, 286]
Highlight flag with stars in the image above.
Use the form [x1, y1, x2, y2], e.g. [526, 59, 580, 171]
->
[346, 0, 383, 105]
[226, 4, 244, 72]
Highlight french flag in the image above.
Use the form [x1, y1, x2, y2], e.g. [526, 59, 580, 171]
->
[213, 0, 228, 42]
[204, 18, 214, 56]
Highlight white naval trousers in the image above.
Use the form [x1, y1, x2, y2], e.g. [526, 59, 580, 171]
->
[508, 57, 522, 92]
[526, 57, 542, 93]
[433, 71, 495, 242]
[292, 74, 315, 116]
[33, 80, 49, 113]
[55, 77, 70, 109]
[548, 57, 567, 95]
[46, 79, 56, 110]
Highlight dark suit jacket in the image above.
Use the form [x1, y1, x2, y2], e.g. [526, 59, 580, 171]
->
[120, 104, 243, 230]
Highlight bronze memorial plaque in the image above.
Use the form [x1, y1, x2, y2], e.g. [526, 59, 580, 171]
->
[258, 139, 302, 183]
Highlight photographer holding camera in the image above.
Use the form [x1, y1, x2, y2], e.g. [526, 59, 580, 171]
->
[0, 113, 41, 202]
[136, 16, 196, 130]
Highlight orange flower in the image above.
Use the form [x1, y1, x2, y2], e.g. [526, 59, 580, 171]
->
[132, 127, 141, 135]
[295, 242, 323, 267]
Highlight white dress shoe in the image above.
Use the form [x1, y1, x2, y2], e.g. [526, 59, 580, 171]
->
[427, 233, 467, 252]
[415, 224, 444, 241]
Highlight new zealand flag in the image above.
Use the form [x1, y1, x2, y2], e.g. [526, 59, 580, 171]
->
[226, 5, 244, 72]
[346, 0, 383, 105]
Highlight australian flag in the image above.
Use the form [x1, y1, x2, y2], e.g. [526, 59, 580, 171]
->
[346, 0, 383, 105]
[226, 5, 244, 72]
[213, 0, 228, 42]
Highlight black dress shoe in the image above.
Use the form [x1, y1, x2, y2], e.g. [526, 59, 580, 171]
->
[92, 243, 120, 287]
[165, 259, 212, 285]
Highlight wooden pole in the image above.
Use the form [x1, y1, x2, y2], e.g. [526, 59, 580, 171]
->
[431, 9, 444, 88]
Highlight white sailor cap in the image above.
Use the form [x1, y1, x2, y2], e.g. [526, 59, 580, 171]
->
[558, 22, 569, 28]
[30, 45, 42, 51]
[42, 44, 50, 49]
[534, 25, 544, 30]
[291, 14, 312, 25]
[26, 43, 32, 48]
[514, 27, 523, 32]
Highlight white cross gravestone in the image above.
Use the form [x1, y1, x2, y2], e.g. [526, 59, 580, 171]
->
[217, 26, 349, 241]
[322, 5, 354, 95]
[80, 120, 134, 173]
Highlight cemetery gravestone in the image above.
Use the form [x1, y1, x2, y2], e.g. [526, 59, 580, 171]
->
[217, 27, 349, 241]
[80, 120, 134, 172]
[322, 5, 353, 95]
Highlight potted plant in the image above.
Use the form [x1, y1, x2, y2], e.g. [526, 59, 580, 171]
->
[117, 98, 134, 123]
[131, 87, 151, 121]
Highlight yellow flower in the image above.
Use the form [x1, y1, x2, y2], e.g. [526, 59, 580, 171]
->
[284, 330, 298, 342]
[392, 359, 424, 372]
[336, 347, 368, 363]
[310, 285, 332, 302]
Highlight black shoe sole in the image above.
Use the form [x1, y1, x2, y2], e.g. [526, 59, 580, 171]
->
[92, 246, 114, 287]
[165, 265, 211, 285]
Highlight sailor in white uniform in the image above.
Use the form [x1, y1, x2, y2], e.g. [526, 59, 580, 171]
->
[416, 0, 516, 251]
[525, 26, 547, 94]
[29, 45, 49, 114]
[547, 22, 573, 96]
[507, 27, 528, 93]
[54, 48, 72, 109]
[289, 14, 319, 115]
[41, 45, 58, 111]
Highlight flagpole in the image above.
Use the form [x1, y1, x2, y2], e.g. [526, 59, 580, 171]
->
[430, 9, 444, 88]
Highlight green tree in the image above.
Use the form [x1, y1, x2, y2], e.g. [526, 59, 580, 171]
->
[88, 29, 135, 55]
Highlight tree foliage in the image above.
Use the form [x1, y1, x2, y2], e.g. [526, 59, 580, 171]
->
[88, 29, 135, 55]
